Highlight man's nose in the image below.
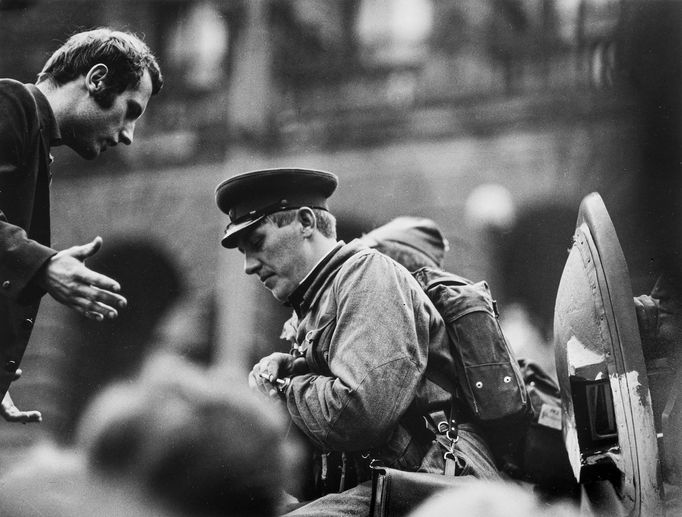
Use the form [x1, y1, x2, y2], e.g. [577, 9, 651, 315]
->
[120, 122, 135, 145]
[244, 254, 260, 275]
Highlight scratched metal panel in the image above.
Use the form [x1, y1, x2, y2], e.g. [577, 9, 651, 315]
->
[554, 192, 663, 517]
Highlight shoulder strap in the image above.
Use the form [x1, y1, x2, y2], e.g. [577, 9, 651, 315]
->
[413, 266, 472, 291]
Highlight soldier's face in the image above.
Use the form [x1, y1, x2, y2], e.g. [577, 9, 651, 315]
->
[237, 219, 309, 302]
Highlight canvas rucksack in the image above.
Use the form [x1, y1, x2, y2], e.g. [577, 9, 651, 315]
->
[412, 267, 573, 486]
[412, 267, 530, 424]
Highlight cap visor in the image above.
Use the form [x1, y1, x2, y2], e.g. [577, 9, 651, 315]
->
[221, 216, 265, 249]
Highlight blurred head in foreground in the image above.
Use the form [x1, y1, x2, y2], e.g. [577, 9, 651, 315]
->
[408, 480, 579, 517]
[76, 353, 292, 517]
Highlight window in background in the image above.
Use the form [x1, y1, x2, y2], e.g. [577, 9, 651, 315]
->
[166, 0, 230, 91]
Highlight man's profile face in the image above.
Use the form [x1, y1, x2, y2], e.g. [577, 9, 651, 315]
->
[237, 216, 309, 302]
[65, 69, 153, 160]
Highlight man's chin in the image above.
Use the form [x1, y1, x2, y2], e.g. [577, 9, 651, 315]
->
[269, 288, 291, 303]
[71, 145, 100, 160]
[271, 291, 287, 303]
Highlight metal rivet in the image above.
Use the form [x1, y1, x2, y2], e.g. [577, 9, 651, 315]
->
[475, 381, 483, 389]
[2, 280, 10, 289]
[503, 376, 512, 383]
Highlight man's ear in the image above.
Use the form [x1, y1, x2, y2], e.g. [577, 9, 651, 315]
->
[297, 207, 317, 237]
[85, 64, 109, 94]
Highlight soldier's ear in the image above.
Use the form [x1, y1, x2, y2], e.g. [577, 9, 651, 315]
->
[85, 64, 109, 94]
[297, 207, 317, 237]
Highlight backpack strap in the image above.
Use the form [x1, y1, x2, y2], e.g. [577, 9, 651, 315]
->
[428, 398, 468, 476]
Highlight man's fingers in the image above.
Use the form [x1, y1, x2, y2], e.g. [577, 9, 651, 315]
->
[248, 371, 258, 390]
[80, 270, 123, 295]
[256, 355, 295, 384]
[18, 410, 42, 423]
[69, 296, 118, 321]
[261, 372, 281, 398]
[70, 284, 126, 316]
[53, 280, 126, 320]
[11, 410, 42, 423]
[256, 359, 276, 382]
[1, 404, 43, 423]
[85, 310, 105, 322]
[267, 360, 280, 381]
[249, 366, 275, 397]
[28, 411, 42, 423]
[84, 302, 117, 321]
[68, 236, 103, 261]
[59, 267, 126, 306]
[90, 285, 127, 308]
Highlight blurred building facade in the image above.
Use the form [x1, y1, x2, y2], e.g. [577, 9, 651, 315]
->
[0, 0, 671, 465]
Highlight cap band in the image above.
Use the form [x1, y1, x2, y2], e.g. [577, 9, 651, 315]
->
[224, 201, 329, 235]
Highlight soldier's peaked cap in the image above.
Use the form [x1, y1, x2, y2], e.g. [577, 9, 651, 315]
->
[215, 167, 339, 248]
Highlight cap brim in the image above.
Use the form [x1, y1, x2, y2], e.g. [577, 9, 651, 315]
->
[221, 215, 265, 249]
[215, 168, 338, 216]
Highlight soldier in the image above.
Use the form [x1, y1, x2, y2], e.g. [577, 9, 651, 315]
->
[215, 167, 499, 516]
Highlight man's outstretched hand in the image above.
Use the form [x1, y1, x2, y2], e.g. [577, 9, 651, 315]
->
[39, 236, 127, 322]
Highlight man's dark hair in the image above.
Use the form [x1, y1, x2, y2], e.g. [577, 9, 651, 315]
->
[38, 28, 163, 108]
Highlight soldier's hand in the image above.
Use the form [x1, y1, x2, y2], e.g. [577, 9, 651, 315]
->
[248, 353, 298, 399]
[1, 391, 41, 423]
[40, 236, 127, 321]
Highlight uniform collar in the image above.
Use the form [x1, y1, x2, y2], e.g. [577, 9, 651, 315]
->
[25, 84, 61, 145]
[288, 240, 370, 317]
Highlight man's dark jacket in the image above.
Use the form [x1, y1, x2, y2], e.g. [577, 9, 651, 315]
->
[0, 79, 59, 397]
